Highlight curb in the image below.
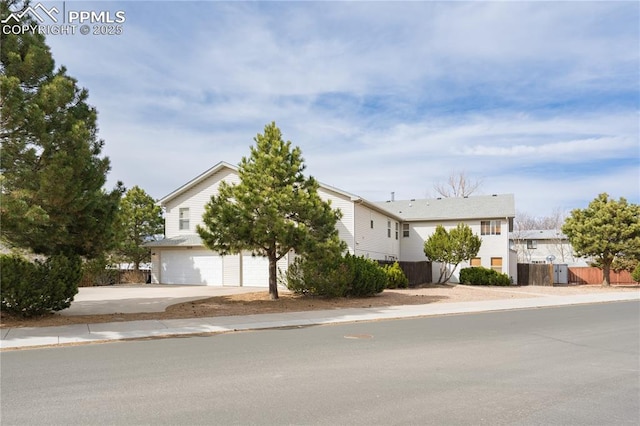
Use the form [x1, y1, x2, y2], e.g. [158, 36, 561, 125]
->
[1, 292, 638, 350]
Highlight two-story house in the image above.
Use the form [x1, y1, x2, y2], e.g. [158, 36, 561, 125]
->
[147, 162, 516, 286]
[509, 229, 588, 266]
[376, 195, 516, 282]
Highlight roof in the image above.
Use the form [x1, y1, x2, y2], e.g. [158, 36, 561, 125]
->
[509, 229, 568, 240]
[373, 194, 516, 222]
[145, 234, 204, 247]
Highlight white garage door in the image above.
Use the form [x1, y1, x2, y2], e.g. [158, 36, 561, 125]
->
[241, 255, 290, 288]
[242, 256, 269, 287]
[161, 250, 223, 286]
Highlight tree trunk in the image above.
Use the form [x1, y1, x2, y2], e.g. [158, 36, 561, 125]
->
[437, 263, 447, 284]
[602, 262, 611, 287]
[443, 263, 459, 284]
[268, 254, 279, 300]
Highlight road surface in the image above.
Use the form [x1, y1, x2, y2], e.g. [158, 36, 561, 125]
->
[2, 302, 638, 425]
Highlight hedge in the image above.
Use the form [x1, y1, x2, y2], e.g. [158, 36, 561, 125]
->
[459, 266, 511, 286]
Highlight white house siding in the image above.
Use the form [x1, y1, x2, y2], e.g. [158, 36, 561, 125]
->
[353, 203, 400, 260]
[317, 186, 356, 254]
[400, 219, 513, 282]
[164, 168, 240, 238]
[512, 240, 584, 266]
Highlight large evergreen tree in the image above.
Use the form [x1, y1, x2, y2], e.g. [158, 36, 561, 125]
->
[197, 122, 342, 299]
[1, 0, 122, 257]
[562, 193, 640, 286]
[115, 186, 164, 272]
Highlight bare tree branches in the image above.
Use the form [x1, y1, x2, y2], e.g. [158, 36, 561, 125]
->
[433, 170, 483, 198]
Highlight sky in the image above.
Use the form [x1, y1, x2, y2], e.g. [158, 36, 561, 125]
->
[38, 0, 639, 217]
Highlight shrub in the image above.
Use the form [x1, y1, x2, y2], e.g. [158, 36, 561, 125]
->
[344, 254, 387, 297]
[1, 254, 81, 317]
[384, 262, 409, 289]
[80, 255, 118, 286]
[632, 263, 640, 283]
[283, 255, 352, 298]
[282, 253, 386, 298]
[460, 266, 511, 286]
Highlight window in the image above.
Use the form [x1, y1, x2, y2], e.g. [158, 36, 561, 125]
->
[402, 223, 410, 238]
[395, 222, 399, 240]
[481, 220, 501, 235]
[387, 220, 391, 238]
[527, 240, 537, 249]
[470, 257, 481, 267]
[179, 208, 190, 230]
[491, 257, 502, 273]
[370, 220, 374, 229]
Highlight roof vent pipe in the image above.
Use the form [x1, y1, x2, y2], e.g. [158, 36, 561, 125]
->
[391, 192, 395, 202]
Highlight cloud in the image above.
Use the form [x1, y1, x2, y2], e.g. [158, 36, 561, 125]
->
[42, 0, 638, 215]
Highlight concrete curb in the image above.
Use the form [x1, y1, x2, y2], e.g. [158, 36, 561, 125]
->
[1, 292, 638, 350]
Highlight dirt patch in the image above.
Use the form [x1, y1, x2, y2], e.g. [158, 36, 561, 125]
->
[1, 284, 637, 329]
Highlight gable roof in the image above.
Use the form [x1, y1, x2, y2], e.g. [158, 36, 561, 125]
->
[157, 161, 404, 221]
[373, 194, 516, 222]
[158, 161, 237, 205]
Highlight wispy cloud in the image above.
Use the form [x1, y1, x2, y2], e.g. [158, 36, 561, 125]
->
[43, 0, 639, 216]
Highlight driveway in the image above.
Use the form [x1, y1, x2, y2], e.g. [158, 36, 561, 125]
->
[60, 285, 266, 316]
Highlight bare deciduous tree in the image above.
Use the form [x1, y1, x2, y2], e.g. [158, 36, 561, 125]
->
[433, 170, 483, 198]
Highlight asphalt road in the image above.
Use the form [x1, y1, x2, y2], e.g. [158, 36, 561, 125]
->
[2, 302, 639, 425]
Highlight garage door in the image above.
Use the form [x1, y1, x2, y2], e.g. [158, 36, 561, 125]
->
[241, 255, 290, 287]
[242, 256, 269, 287]
[161, 250, 223, 285]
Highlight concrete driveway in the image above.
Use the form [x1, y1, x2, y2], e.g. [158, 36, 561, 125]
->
[60, 285, 266, 316]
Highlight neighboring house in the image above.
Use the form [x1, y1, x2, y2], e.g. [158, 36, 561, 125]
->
[375, 195, 516, 283]
[509, 229, 588, 266]
[147, 162, 516, 287]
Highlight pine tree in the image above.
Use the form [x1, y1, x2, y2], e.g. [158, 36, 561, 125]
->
[562, 193, 640, 286]
[197, 122, 342, 299]
[115, 186, 164, 272]
[1, 0, 123, 257]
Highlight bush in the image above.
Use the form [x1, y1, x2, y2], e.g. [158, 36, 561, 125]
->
[1, 254, 81, 317]
[282, 253, 387, 298]
[344, 254, 387, 297]
[384, 262, 409, 289]
[632, 263, 640, 283]
[80, 255, 118, 286]
[459, 266, 511, 286]
[283, 255, 352, 298]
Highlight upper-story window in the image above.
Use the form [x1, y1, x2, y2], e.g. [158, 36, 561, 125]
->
[387, 220, 391, 238]
[527, 240, 538, 249]
[395, 222, 399, 240]
[481, 220, 501, 235]
[179, 208, 190, 231]
[402, 223, 410, 238]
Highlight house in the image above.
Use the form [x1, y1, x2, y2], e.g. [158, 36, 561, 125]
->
[147, 162, 517, 286]
[375, 195, 516, 282]
[509, 229, 587, 266]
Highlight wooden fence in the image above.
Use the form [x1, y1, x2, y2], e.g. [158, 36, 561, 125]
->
[568, 267, 636, 285]
[378, 261, 432, 287]
[517, 263, 554, 286]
